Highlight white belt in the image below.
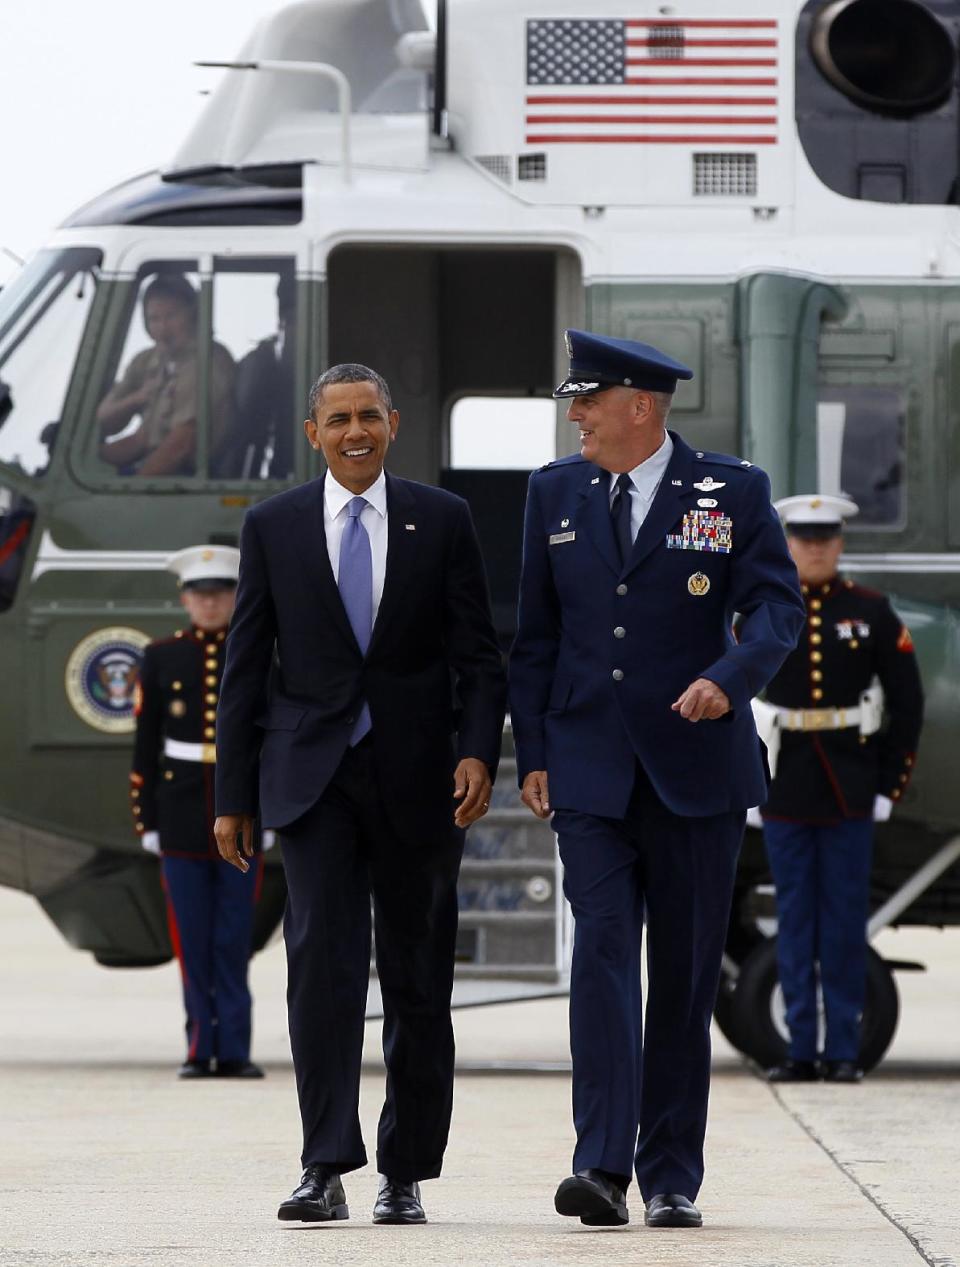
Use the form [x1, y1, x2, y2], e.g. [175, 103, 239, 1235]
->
[774, 705, 863, 732]
[164, 738, 217, 764]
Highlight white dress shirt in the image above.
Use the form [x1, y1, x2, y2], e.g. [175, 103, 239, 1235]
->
[608, 431, 674, 539]
[323, 469, 389, 621]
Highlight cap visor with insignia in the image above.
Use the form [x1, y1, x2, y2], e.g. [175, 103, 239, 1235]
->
[774, 493, 859, 537]
[554, 328, 694, 399]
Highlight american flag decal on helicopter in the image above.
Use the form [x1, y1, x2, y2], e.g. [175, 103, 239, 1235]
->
[525, 17, 780, 145]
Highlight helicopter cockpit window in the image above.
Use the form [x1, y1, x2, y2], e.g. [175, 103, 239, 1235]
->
[209, 259, 297, 481]
[816, 386, 905, 528]
[96, 263, 235, 478]
[0, 247, 102, 479]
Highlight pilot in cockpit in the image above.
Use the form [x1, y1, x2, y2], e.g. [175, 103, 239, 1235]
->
[97, 273, 234, 477]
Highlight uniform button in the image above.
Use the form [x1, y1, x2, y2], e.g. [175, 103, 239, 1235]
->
[892, 788, 901, 800]
[900, 773, 908, 783]
[811, 688, 823, 701]
[206, 644, 218, 655]
[809, 615, 822, 627]
[696, 451, 704, 458]
[616, 584, 628, 596]
[612, 669, 624, 682]
[205, 693, 218, 705]
[206, 675, 217, 687]
[810, 633, 822, 645]
[205, 660, 217, 671]
[810, 599, 822, 611]
[135, 823, 144, 833]
[850, 639, 859, 649]
[172, 680, 182, 691]
[131, 789, 139, 799]
[614, 626, 626, 639]
[810, 651, 823, 663]
[204, 727, 216, 740]
[906, 756, 914, 767]
[811, 670, 822, 682]
[204, 710, 217, 721]
[164, 770, 174, 781]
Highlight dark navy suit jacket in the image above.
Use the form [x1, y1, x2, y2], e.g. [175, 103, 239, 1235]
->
[215, 473, 506, 844]
[509, 432, 804, 818]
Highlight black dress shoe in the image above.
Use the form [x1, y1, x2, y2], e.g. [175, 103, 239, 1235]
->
[277, 1166, 349, 1222]
[215, 1059, 265, 1079]
[372, 1176, 426, 1224]
[177, 1059, 212, 1079]
[644, 1193, 703, 1228]
[821, 1059, 863, 1083]
[554, 1169, 629, 1226]
[767, 1058, 820, 1083]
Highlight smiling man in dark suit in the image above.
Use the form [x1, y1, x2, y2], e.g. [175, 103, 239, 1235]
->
[214, 363, 506, 1227]
[510, 331, 804, 1231]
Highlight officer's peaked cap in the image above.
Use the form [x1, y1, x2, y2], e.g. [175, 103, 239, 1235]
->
[774, 493, 859, 537]
[554, 329, 694, 398]
[167, 544, 240, 590]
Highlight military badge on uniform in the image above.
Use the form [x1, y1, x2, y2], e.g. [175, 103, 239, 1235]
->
[549, 531, 576, 544]
[697, 497, 718, 508]
[693, 476, 726, 493]
[688, 572, 711, 597]
[666, 509, 733, 553]
[169, 700, 187, 718]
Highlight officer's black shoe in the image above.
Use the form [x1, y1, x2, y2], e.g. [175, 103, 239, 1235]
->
[554, 1169, 629, 1226]
[820, 1059, 863, 1083]
[644, 1193, 703, 1228]
[766, 1058, 820, 1083]
[372, 1176, 427, 1224]
[277, 1166, 348, 1222]
[177, 1058, 212, 1079]
[215, 1059, 265, 1079]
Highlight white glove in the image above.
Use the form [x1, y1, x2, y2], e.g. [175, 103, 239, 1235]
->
[873, 795, 894, 823]
[262, 829, 277, 852]
[141, 831, 161, 856]
[745, 806, 764, 830]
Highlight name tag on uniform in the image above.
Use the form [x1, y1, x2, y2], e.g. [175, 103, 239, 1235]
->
[549, 531, 576, 545]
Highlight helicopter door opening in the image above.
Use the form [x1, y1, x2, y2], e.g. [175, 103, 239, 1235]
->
[326, 244, 579, 647]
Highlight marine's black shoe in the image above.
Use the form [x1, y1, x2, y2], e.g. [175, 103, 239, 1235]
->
[644, 1193, 703, 1228]
[277, 1166, 349, 1222]
[766, 1058, 820, 1083]
[821, 1059, 863, 1083]
[554, 1169, 629, 1226]
[177, 1058, 212, 1079]
[215, 1059, 265, 1079]
[372, 1176, 427, 1224]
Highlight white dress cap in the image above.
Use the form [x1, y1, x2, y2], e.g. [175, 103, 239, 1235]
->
[773, 493, 859, 526]
[166, 544, 240, 587]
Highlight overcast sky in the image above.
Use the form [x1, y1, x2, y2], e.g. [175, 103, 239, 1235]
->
[0, 1, 301, 285]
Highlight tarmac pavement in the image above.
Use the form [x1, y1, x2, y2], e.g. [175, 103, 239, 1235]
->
[1, 886, 958, 1267]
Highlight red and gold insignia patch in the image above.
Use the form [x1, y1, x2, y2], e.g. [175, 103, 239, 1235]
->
[132, 681, 144, 716]
[897, 625, 915, 653]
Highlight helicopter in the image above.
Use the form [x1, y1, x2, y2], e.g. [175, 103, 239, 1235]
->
[1, 0, 959, 1063]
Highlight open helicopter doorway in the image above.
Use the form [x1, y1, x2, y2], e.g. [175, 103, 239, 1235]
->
[326, 244, 582, 648]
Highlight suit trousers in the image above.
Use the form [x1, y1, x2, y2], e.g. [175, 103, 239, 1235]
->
[279, 737, 463, 1180]
[763, 818, 874, 1062]
[161, 854, 262, 1063]
[554, 763, 744, 1201]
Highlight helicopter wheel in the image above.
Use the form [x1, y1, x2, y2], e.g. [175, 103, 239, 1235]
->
[729, 938, 900, 1072]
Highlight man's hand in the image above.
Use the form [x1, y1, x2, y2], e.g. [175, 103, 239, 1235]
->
[214, 814, 255, 872]
[520, 770, 551, 819]
[671, 677, 731, 722]
[453, 758, 492, 828]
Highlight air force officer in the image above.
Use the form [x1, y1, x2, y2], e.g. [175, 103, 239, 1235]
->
[510, 331, 804, 1230]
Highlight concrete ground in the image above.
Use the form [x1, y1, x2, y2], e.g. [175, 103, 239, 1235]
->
[1, 886, 958, 1267]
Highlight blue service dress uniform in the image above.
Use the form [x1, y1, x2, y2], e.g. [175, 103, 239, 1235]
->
[510, 432, 804, 1200]
[131, 625, 262, 1067]
[761, 578, 924, 1063]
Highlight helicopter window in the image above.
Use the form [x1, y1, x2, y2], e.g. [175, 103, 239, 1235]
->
[209, 259, 298, 481]
[0, 247, 102, 478]
[96, 263, 236, 478]
[816, 386, 905, 528]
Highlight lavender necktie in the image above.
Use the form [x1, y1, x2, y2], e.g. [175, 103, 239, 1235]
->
[338, 495, 373, 745]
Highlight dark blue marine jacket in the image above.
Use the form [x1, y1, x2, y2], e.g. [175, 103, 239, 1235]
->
[509, 432, 804, 818]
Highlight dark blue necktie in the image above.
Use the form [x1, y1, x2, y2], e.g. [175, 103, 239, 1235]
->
[611, 473, 634, 566]
[338, 496, 373, 745]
